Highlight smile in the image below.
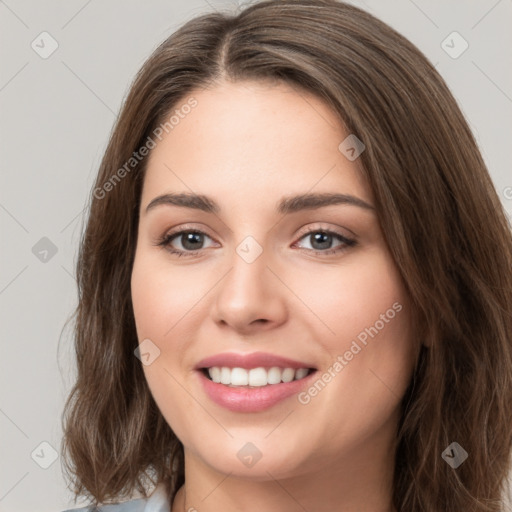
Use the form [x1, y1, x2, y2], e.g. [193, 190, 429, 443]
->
[197, 367, 318, 412]
[203, 366, 313, 387]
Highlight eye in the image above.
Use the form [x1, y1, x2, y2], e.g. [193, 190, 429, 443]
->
[155, 228, 216, 257]
[293, 227, 357, 256]
[154, 225, 357, 258]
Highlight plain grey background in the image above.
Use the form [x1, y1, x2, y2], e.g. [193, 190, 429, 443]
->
[1, 1, 511, 511]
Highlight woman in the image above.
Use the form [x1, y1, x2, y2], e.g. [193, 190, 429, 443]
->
[60, 1, 512, 511]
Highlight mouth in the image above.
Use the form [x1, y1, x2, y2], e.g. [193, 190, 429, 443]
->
[200, 366, 317, 388]
[197, 365, 318, 412]
[194, 351, 318, 412]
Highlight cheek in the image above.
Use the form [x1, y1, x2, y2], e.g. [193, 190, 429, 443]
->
[288, 248, 411, 406]
[290, 248, 410, 348]
[130, 251, 209, 338]
[330, 250, 415, 375]
[297, 251, 416, 440]
[131, 254, 202, 443]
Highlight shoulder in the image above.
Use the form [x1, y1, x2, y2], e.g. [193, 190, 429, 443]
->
[61, 483, 170, 512]
[60, 498, 146, 511]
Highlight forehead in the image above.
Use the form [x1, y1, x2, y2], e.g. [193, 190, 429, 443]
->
[141, 80, 372, 209]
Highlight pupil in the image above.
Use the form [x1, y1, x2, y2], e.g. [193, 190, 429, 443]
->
[182, 232, 203, 250]
[311, 232, 331, 250]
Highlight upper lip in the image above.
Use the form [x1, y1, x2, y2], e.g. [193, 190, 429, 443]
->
[195, 351, 317, 370]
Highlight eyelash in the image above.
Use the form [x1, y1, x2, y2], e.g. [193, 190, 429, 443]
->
[154, 225, 357, 258]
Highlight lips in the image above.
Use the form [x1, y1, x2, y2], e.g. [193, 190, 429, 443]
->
[195, 351, 317, 371]
[195, 351, 318, 412]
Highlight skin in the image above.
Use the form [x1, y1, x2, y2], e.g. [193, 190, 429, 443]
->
[130, 79, 419, 512]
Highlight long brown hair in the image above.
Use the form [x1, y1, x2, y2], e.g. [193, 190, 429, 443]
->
[60, 1, 512, 510]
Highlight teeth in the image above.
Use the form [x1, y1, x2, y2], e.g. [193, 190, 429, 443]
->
[232, 367, 249, 386]
[267, 367, 281, 385]
[248, 367, 267, 386]
[206, 366, 311, 387]
[281, 368, 295, 383]
[295, 368, 309, 380]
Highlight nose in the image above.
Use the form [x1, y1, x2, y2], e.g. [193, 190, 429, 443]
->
[211, 242, 288, 335]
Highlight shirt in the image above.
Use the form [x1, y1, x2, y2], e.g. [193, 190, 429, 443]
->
[61, 482, 171, 512]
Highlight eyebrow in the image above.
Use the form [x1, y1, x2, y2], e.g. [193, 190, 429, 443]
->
[145, 192, 375, 215]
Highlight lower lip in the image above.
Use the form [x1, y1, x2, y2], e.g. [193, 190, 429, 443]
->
[197, 370, 317, 413]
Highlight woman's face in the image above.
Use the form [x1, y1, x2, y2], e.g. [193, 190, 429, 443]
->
[131, 79, 418, 480]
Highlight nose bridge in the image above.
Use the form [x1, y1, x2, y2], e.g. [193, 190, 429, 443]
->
[224, 233, 272, 299]
[212, 232, 287, 329]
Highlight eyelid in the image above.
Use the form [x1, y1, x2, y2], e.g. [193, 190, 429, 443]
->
[295, 223, 356, 241]
[161, 222, 355, 242]
[163, 223, 214, 237]
[292, 225, 357, 253]
[155, 223, 219, 250]
[155, 222, 357, 257]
